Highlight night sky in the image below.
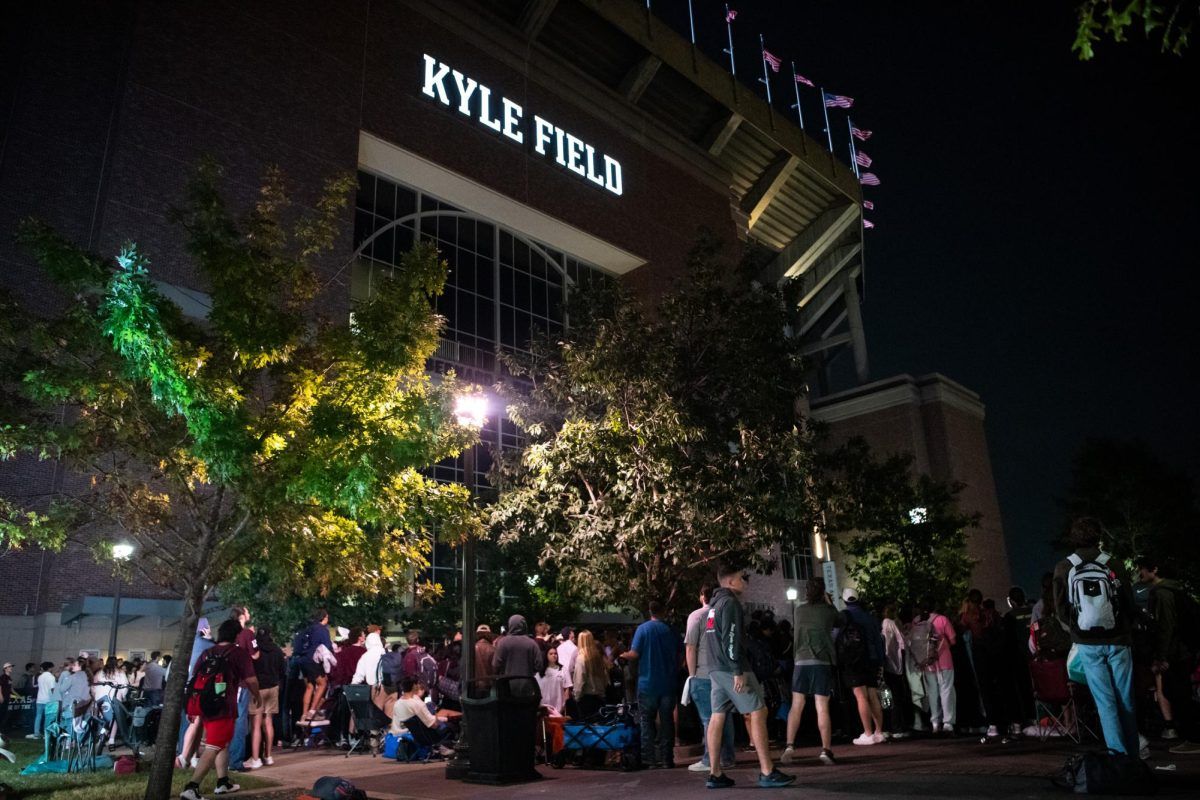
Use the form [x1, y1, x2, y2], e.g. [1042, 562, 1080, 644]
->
[655, 1, 1199, 590]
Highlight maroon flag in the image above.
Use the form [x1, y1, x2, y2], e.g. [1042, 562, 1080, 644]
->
[860, 172, 880, 186]
[794, 73, 814, 88]
[863, 219, 875, 230]
[851, 127, 872, 141]
[762, 49, 782, 73]
[855, 150, 873, 168]
[863, 200, 875, 211]
[726, 8, 738, 23]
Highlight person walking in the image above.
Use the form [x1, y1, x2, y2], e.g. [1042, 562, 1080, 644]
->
[781, 577, 839, 766]
[1053, 516, 1138, 756]
[684, 584, 736, 773]
[621, 600, 680, 769]
[702, 563, 795, 789]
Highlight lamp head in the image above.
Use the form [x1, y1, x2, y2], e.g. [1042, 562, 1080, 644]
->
[112, 543, 135, 561]
[785, 587, 799, 602]
[454, 393, 489, 429]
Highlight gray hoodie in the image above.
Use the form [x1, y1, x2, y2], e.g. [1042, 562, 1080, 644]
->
[703, 587, 745, 676]
[493, 614, 543, 678]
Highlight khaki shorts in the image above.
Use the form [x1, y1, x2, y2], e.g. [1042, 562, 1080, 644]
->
[709, 670, 765, 715]
[249, 685, 279, 715]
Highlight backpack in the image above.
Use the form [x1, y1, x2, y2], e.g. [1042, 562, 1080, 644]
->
[292, 627, 313, 658]
[1032, 618, 1072, 660]
[906, 617, 942, 669]
[1052, 749, 1155, 795]
[187, 647, 233, 719]
[1067, 552, 1119, 632]
[417, 652, 439, 692]
[836, 614, 868, 667]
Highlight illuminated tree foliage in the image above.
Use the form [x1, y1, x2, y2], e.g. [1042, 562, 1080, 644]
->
[489, 237, 823, 613]
[0, 160, 481, 800]
[1073, 0, 1196, 59]
[820, 439, 979, 611]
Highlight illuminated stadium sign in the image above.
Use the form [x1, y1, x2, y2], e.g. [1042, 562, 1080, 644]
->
[421, 54, 624, 196]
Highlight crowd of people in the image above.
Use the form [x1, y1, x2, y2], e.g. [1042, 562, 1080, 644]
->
[3, 514, 1195, 797]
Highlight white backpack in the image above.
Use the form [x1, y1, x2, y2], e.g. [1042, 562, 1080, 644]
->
[1067, 552, 1118, 632]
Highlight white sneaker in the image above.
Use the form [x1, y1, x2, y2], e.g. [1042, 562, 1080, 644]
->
[872, 732, 886, 744]
[243, 758, 262, 770]
[688, 760, 710, 772]
[941, 724, 954, 735]
[779, 746, 795, 765]
[190, 756, 199, 768]
[263, 756, 274, 766]
[931, 723, 941, 734]
[212, 783, 240, 795]
[986, 725, 999, 738]
[180, 789, 205, 800]
[852, 733, 877, 746]
[25, 733, 41, 740]
[1162, 728, 1179, 741]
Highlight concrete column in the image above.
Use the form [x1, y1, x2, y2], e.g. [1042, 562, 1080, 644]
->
[843, 271, 869, 384]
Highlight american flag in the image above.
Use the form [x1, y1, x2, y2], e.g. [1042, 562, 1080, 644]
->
[762, 49, 782, 73]
[863, 200, 875, 211]
[855, 150, 873, 168]
[726, 8, 738, 23]
[860, 172, 880, 186]
[794, 73, 814, 88]
[823, 92, 853, 108]
[852, 127, 872, 141]
[863, 219, 875, 230]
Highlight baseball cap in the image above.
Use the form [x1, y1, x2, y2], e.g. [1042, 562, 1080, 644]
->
[475, 624, 491, 633]
[842, 588, 859, 603]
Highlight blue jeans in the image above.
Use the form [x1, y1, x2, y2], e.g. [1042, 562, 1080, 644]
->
[689, 677, 735, 767]
[1075, 644, 1138, 756]
[638, 690, 676, 766]
[33, 703, 47, 735]
[227, 687, 251, 768]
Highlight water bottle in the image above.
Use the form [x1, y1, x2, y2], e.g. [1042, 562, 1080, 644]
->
[878, 683, 893, 710]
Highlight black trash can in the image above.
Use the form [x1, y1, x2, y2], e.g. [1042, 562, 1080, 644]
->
[462, 675, 542, 784]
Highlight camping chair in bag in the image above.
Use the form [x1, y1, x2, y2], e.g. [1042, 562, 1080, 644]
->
[1029, 658, 1096, 743]
[342, 685, 386, 757]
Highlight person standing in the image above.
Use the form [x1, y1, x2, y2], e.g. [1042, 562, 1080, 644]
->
[1137, 556, 1200, 755]
[1000, 587, 1035, 736]
[781, 577, 839, 766]
[621, 600, 680, 769]
[295, 608, 333, 722]
[1053, 516, 1138, 756]
[492, 615, 543, 678]
[0, 663, 12, 732]
[28, 662, 56, 739]
[914, 597, 958, 734]
[702, 563, 795, 789]
[246, 625, 286, 770]
[839, 588, 886, 746]
[180, 619, 261, 800]
[142, 651, 167, 706]
[178, 618, 214, 768]
[227, 606, 258, 771]
[685, 584, 736, 773]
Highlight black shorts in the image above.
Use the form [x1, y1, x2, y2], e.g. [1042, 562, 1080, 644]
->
[299, 659, 324, 682]
[842, 660, 881, 689]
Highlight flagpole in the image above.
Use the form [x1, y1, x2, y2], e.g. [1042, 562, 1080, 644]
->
[723, 5, 736, 76]
[687, 0, 696, 43]
[789, 61, 806, 132]
[820, 87, 834, 152]
[847, 117, 861, 179]
[759, 34, 772, 105]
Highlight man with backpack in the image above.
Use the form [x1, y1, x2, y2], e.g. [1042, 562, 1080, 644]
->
[181, 619, 260, 800]
[838, 588, 886, 746]
[911, 596, 958, 734]
[1053, 516, 1138, 757]
[1137, 556, 1200, 754]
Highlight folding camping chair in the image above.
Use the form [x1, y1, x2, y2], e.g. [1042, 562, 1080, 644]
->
[342, 684, 387, 757]
[393, 715, 449, 763]
[1029, 658, 1097, 743]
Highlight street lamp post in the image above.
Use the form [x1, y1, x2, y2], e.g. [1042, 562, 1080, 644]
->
[108, 543, 135, 659]
[446, 393, 487, 781]
[786, 586, 799, 619]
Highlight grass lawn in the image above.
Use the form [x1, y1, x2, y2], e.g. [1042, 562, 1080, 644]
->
[0, 738, 277, 800]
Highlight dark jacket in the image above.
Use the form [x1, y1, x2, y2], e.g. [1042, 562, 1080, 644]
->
[1053, 547, 1134, 647]
[1150, 579, 1190, 662]
[703, 587, 745, 676]
[254, 642, 286, 690]
[492, 615, 543, 678]
[840, 602, 886, 664]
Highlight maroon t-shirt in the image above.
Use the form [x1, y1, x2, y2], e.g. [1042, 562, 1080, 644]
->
[235, 627, 259, 658]
[195, 643, 255, 719]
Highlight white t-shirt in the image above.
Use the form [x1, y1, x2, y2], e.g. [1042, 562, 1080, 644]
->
[536, 666, 569, 716]
[92, 670, 129, 702]
[391, 695, 437, 734]
[36, 671, 57, 704]
[556, 640, 577, 688]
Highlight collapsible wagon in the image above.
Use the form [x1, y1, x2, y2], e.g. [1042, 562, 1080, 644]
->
[550, 703, 640, 771]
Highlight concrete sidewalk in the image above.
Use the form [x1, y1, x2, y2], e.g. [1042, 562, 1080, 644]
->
[244, 737, 1197, 799]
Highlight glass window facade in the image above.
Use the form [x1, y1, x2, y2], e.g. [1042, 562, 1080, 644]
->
[352, 169, 612, 591]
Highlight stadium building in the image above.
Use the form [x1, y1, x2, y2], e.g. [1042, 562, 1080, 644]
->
[0, 0, 1011, 664]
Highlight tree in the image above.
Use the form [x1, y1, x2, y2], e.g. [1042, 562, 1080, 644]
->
[488, 236, 821, 614]
[1062, 438, 1200, 589]
[1073, 1, 1196, 59]
[820, 439, 979, 611]
[0, 160, 482, 800]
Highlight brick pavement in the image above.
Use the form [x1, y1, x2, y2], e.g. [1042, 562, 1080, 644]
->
[245, 737, 1197, 799]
